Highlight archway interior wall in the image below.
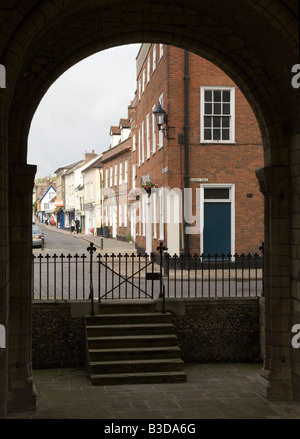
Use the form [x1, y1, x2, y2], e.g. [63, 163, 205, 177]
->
[0, 0, 299, 413]
[6, 0, 299, 168]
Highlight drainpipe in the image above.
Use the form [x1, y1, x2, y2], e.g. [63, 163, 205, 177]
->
[183, 50, 190, 254]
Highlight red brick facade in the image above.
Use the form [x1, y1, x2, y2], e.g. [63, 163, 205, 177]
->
[102, 44, 264, 256]
[132, 44, 264, 256]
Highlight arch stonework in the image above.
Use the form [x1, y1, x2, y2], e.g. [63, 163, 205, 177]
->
[0, 0, 299, 416]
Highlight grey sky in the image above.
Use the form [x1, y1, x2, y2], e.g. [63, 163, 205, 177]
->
[28, 43, 141, 179]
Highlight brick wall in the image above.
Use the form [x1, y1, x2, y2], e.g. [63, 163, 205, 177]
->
[134, 45, 264, 256]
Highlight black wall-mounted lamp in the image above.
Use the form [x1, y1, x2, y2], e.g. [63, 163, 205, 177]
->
[153, 102, 174, 140]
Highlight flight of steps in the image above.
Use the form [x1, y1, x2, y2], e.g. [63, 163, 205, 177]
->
[85, 301, 187, 385]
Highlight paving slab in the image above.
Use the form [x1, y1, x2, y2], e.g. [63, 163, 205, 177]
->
[7, 363, 300, 420]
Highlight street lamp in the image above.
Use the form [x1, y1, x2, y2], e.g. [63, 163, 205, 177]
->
[153, 102, 174, 139]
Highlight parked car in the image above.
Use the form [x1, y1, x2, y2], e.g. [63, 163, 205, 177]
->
[32, 225, 44, 248]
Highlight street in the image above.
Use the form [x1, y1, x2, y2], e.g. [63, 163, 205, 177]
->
[32, 226, 263, 302]
[33, 223, 91, 254]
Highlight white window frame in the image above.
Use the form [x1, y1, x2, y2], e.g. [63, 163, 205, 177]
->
[119, 162, 123, 185]
[105, 168, 108, 189]
[142, 68, 145, 94]
[147, 57, 150, 84]
[132, 133, 136, 152]
[200, 86, 235, 144]
[159, 44, 163, 60]
[138, 128, 141, 166]
[124, 160, 128, 184]
[138, 78, 141, 100]
[146, 113, 150, 159]
[152, 44, 156, 72]
[141, 120, 145, 163]
[199, 183, 235, 257]
[110, 166, 113, 187]
[114, 164, 118, 186]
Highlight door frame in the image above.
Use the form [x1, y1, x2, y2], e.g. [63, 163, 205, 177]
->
[199, 183, 235, 257]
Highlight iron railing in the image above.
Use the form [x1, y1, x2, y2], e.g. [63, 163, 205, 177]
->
[32, 242, 264, 307]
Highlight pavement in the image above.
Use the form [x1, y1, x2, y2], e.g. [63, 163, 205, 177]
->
[6, 363, 300, 420]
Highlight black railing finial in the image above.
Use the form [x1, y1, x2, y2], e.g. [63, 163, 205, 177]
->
[87, 242, 96, 255]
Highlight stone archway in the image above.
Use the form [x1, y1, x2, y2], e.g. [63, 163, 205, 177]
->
[0, 0, 299, 416]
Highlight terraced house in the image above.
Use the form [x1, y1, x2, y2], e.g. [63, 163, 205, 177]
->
[125, 43, 265, 257]
[101, 111, 134, 241]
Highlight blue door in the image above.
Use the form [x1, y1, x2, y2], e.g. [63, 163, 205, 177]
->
[204, 202, 231, 256]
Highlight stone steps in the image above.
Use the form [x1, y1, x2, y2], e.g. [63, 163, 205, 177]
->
[85, 301, 187, 385]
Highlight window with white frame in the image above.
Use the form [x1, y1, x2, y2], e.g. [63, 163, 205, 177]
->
[114, 164, 118, 186]
[124, 160, 128, 184]
[152, 103, 156, 154]
[159, 44, 163, 60]
[158, 94, 164, 149]
[152, 44, 156, 72]
[142, 69, 145, 94]
[147, 57, 150, 84]
[159, 188, 164, 240]
[110, 166, 113, 187]
[201, 86, 235, 143]
[146, 113, 150, 159]
[133, 133, 136, 152]
[105, 168, 108, 188]
[138, 128, 141, 166]
[138, 78, 141, 100]
[141, 120, 145, 163]
[119, 162, 123, 185]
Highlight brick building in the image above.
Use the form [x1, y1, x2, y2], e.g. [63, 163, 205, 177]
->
[131, 43, 264, 257]
[102, 111, 134, 241]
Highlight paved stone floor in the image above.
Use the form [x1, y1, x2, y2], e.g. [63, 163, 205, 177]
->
[7, 363, 300, 419]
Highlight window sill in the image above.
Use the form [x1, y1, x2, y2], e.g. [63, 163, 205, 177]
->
[199, 142, 236, 146]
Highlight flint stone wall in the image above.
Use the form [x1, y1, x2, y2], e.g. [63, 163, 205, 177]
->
[32, 298, 261, 369]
